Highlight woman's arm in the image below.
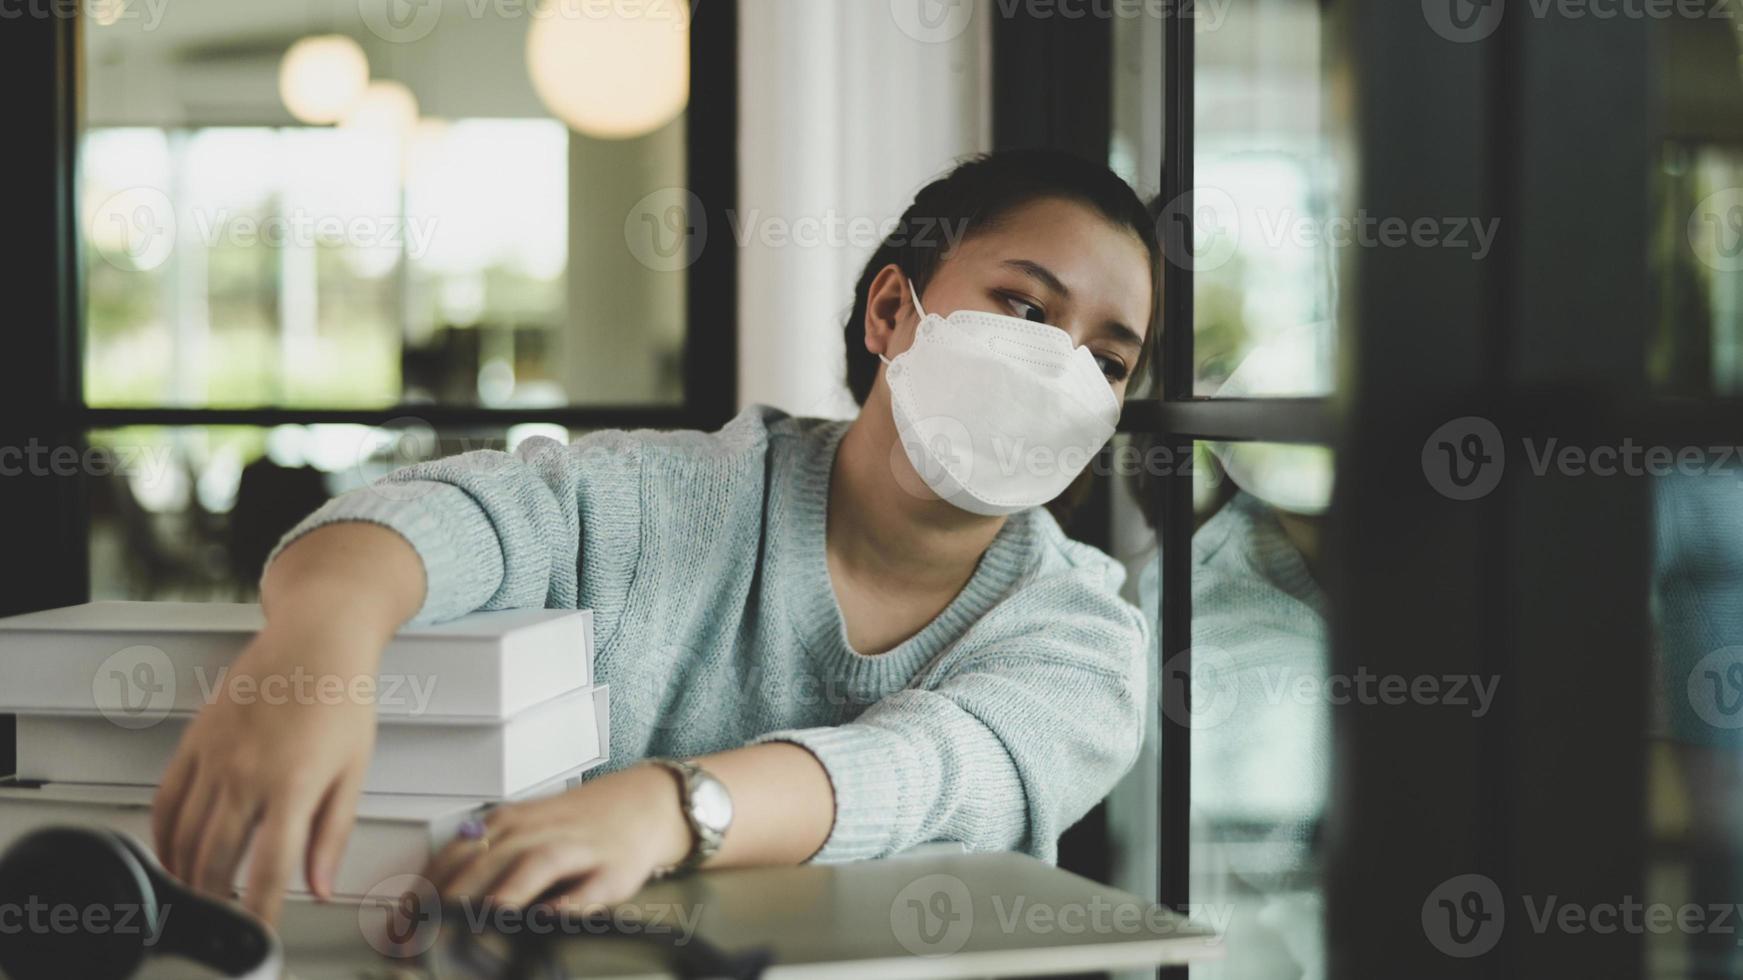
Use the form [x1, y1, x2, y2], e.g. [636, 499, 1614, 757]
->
[152, 523, 427, 924]
[424, 573, 1148, 909]
[423, 742, 837, 908]
[151, 432, 645, 923]
[262, 432, 635, 625]
[753, 574, 1148, 864]
[260, 522, 426, 628]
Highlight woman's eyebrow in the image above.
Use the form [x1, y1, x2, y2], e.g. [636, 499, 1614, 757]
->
[1003, 258, 1144, 351]
[1098, 320, 1146, 353]
[1002, 259, 1070, 298]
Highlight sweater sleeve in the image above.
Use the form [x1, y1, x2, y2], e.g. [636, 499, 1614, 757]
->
[260, 431, 644, 631]
[752, 567, 1149, 864]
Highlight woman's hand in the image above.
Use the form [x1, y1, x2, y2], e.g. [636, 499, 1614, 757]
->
[423, 764, 693, 911]
[149, 614, 388, 925]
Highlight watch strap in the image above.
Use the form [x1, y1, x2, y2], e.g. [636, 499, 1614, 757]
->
[650, 758, 727, 878]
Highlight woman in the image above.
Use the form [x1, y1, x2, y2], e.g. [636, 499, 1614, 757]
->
[149, 149, 1161, 924]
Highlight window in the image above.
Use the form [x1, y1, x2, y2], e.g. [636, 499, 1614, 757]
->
[1110, 4, 1340, 977]
[51, 0, 738, 600]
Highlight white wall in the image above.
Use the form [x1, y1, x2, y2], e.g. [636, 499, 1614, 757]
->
[736, 1, 992, 419]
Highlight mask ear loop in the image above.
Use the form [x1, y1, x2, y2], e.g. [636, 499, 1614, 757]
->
[879, 275, 930, 367]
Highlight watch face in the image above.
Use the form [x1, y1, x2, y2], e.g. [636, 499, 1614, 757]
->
[690, 775, 734, 832]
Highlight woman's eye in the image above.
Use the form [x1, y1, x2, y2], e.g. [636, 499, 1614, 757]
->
[1095, 353, 1129, 383]
[1005, 295, 1047, 323]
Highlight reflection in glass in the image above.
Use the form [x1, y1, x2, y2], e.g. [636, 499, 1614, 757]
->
[1654, 16, 1743, 395]
[87, 424, 573, 602]
[1110, 0, 1342, 399]
[1192, 0, 1339, 398]
[1650, 455, 1743, 978]
[1107, 440, 1332, 980]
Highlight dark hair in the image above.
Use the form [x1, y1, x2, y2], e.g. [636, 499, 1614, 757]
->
[842, 149, 1161, 530]
[842, 149, 1161, 406]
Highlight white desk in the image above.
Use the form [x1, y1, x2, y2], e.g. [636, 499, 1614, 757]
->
[262, 852, 1222, 979]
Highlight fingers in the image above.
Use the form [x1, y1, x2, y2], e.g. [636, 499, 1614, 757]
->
[244, 797, 317, 926]
[432, 832, 594, 909]
[423, 805, 516, 891]
[170, 773, 219, 882]
[307, 766, 366, 900]
[488, 840, 597, 909]
[438, 836, 537, 900]
[151, 753, 198, 864]
[550, 866, 644, 913]
[189, 786, 261, 898]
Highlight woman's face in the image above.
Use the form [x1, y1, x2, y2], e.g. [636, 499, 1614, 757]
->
[874, 196, 1155, 401]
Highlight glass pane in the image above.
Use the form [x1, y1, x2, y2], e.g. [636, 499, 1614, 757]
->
[1178, 442, 1330, 980]
[87, 422, 577, 601]
[1653, 16, 1743, 395]
[1102, 436, 1333, 980]
[1191, 0, 1340, 398]
[82, 1, 691, 409]
[1649, 453, 1743, 978]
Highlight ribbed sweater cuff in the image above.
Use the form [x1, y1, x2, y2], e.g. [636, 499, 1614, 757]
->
[260, 482, 504, 625]
[752, 725, 908, 863]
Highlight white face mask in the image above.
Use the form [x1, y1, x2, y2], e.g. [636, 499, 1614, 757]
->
[879, 277, 1122, 516]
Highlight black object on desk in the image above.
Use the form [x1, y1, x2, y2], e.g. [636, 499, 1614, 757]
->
[422, 899, 774, 980]
[0, 825, 281, 979]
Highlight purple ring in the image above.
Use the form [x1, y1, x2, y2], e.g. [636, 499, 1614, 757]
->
[458, 817, 488, 841]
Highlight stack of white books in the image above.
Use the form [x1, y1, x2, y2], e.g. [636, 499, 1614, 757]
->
[0, 601, 607, 899]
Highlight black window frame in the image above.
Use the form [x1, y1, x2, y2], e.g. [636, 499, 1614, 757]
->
[1148, 4, 1738, 977]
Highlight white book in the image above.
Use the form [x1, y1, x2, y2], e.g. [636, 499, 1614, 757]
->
[0, 601, 593, 721]
[17, 685, 612, 798]
[0, 768, 601, 900]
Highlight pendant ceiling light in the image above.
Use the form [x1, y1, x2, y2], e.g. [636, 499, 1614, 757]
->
[526, 1, 691, 140]
[279, 34, 370, 125]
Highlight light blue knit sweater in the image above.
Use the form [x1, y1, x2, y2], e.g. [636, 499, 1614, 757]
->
[265, 405, 1149, 863]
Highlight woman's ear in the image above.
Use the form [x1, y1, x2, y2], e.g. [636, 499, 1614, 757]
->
[862, 263, 912, 359]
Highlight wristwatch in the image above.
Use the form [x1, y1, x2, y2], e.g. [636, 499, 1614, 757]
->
[648, 758, 733, 877]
